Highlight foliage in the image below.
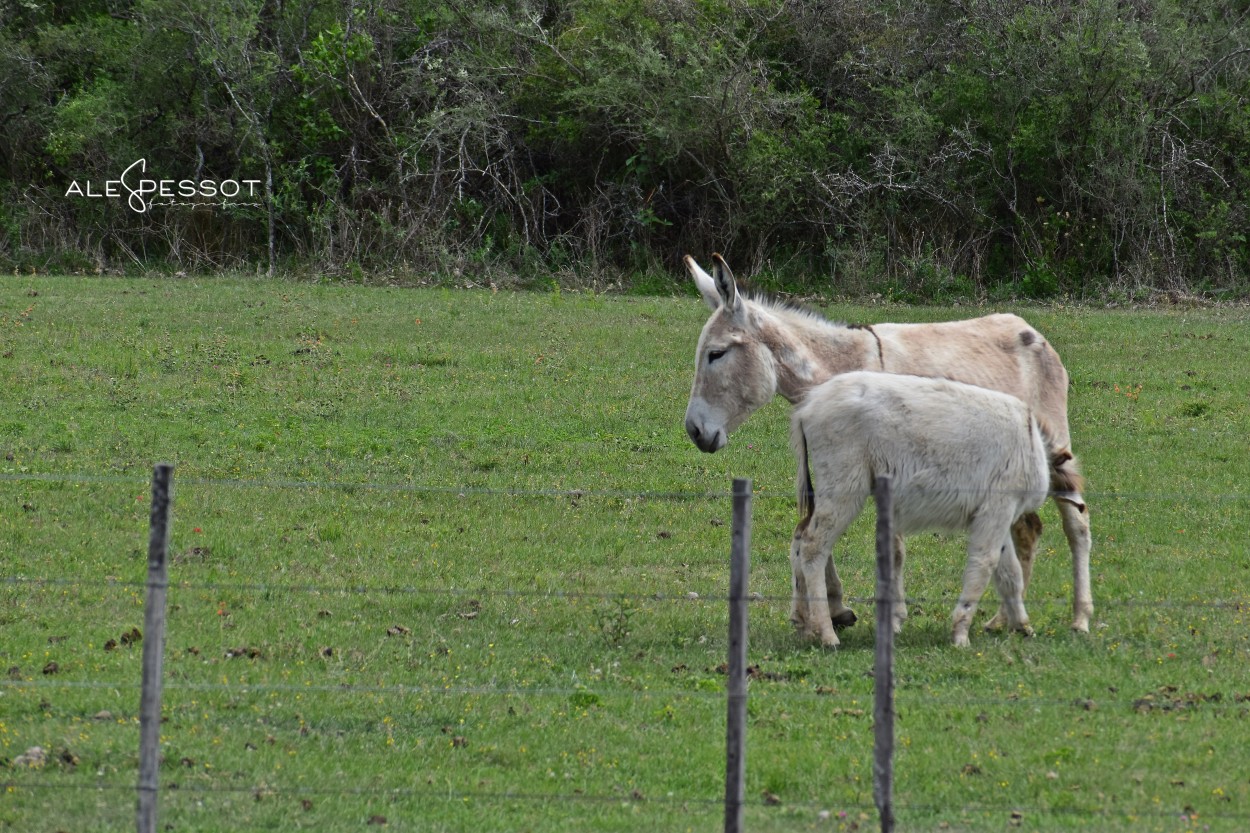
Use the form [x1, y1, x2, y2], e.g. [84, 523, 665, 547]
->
[1, 0, 1248, 296]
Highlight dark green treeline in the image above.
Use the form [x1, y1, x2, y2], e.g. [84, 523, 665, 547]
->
[2, 0, 1248, 298]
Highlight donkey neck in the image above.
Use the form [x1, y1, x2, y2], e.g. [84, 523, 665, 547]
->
[753, 304, 881, 404]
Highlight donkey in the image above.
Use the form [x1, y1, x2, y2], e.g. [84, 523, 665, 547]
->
[790, 371, 1080, 647]
[684, 253, 1092, 633]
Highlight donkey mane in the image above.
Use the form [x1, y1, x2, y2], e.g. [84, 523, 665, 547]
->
[742, 290, 865, 334]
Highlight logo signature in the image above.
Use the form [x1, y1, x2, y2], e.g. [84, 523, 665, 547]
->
[64, 159, 263, 213]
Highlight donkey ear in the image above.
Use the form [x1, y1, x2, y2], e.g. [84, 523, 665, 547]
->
[684, 255, 722, 310]
[710, 253, 739, 313]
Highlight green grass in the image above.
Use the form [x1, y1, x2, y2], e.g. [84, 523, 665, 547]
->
[2, 277, 1249, 832]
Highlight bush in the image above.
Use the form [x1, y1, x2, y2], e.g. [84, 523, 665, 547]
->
[1, 0, 1247, 297]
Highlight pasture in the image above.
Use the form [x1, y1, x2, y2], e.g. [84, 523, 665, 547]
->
[1, 276, 1249, 832]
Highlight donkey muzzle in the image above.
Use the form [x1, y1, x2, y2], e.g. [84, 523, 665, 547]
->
[685, 416, 727, 453]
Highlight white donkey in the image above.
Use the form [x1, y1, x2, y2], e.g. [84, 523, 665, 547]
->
[684, 253, 1092, 633]
[790, 371, 1078, 647]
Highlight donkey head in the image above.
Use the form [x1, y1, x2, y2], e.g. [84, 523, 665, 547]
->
[683, 254, 779, 453]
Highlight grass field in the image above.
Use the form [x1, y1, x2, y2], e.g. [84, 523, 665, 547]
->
[2, 276, 1249, 832]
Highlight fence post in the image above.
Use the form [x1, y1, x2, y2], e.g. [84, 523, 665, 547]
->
[872, 476, 896, 833]
[724, 478, 752, 833]
[137, 464, 173, 833]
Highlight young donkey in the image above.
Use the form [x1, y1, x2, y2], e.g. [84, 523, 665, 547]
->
[791, 371, 1079, 647]
[684, 254, 1092, 633]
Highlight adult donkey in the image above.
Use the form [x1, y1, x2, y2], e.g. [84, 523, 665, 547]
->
[683, 253, 1092, 633]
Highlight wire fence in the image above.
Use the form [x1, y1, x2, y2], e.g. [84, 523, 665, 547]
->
[7, 573, 1250, 613]
[8, 466, 1250, 503]
[3, 467, 1250, 832]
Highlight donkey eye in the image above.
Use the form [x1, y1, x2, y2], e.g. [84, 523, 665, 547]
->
[707, 348, 728, 364]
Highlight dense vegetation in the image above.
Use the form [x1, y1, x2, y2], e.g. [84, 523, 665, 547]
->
[3, 0, 1249, 298]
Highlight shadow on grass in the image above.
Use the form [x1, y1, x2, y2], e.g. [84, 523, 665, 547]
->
[744, 605, 1045, 655]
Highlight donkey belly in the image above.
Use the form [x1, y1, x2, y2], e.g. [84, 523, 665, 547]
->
[891, 484, 977, 536]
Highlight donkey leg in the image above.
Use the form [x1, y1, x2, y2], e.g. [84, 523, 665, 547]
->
[986, 512, 1042, 631]
[825, 555, 858, 629]
[890, 534, 908, 635]
[794, 522, 838, 647]
[791, 516, 841, 632]
[797, 498, 864, 647]
[990, 538, 1034, 637]
[952, 519, 1006, 647]
[819, 486, 868, 630]
[790, 538, 809, 630]
[1056, 495, 1093, 632]
[800, 550, 839, 647]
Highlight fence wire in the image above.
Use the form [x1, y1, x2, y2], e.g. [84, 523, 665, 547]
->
[5, 573, 1247, 613]
[5, 467, 1250, 504]
[4, 674, 1248, 713]
[5, 777, 1250, 829]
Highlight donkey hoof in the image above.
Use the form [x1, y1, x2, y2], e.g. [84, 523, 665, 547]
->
[1016, 624, 1035, 638]
[830, 609, 858, 630]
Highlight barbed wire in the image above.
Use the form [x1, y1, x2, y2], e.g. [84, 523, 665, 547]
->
[5, 777, 1249, 827]
[4, 468, 1249, 504]
[3, 676, 1246, 716]
[4, 574, 1246, 615]
[0, 470, 730, 501]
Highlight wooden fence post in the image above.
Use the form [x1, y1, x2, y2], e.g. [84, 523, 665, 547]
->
[873, 476, 896, 833]
[137, 464, 173, 833]
[724, 478, 752, 833]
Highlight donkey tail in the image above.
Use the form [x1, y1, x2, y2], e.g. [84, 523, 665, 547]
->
[793, 419, 816, 523]
[1036, 416, 1086, 510]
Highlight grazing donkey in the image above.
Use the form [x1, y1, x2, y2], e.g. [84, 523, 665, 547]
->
[790, 371, 1079, 647]
[684, 253, 1092, 633]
